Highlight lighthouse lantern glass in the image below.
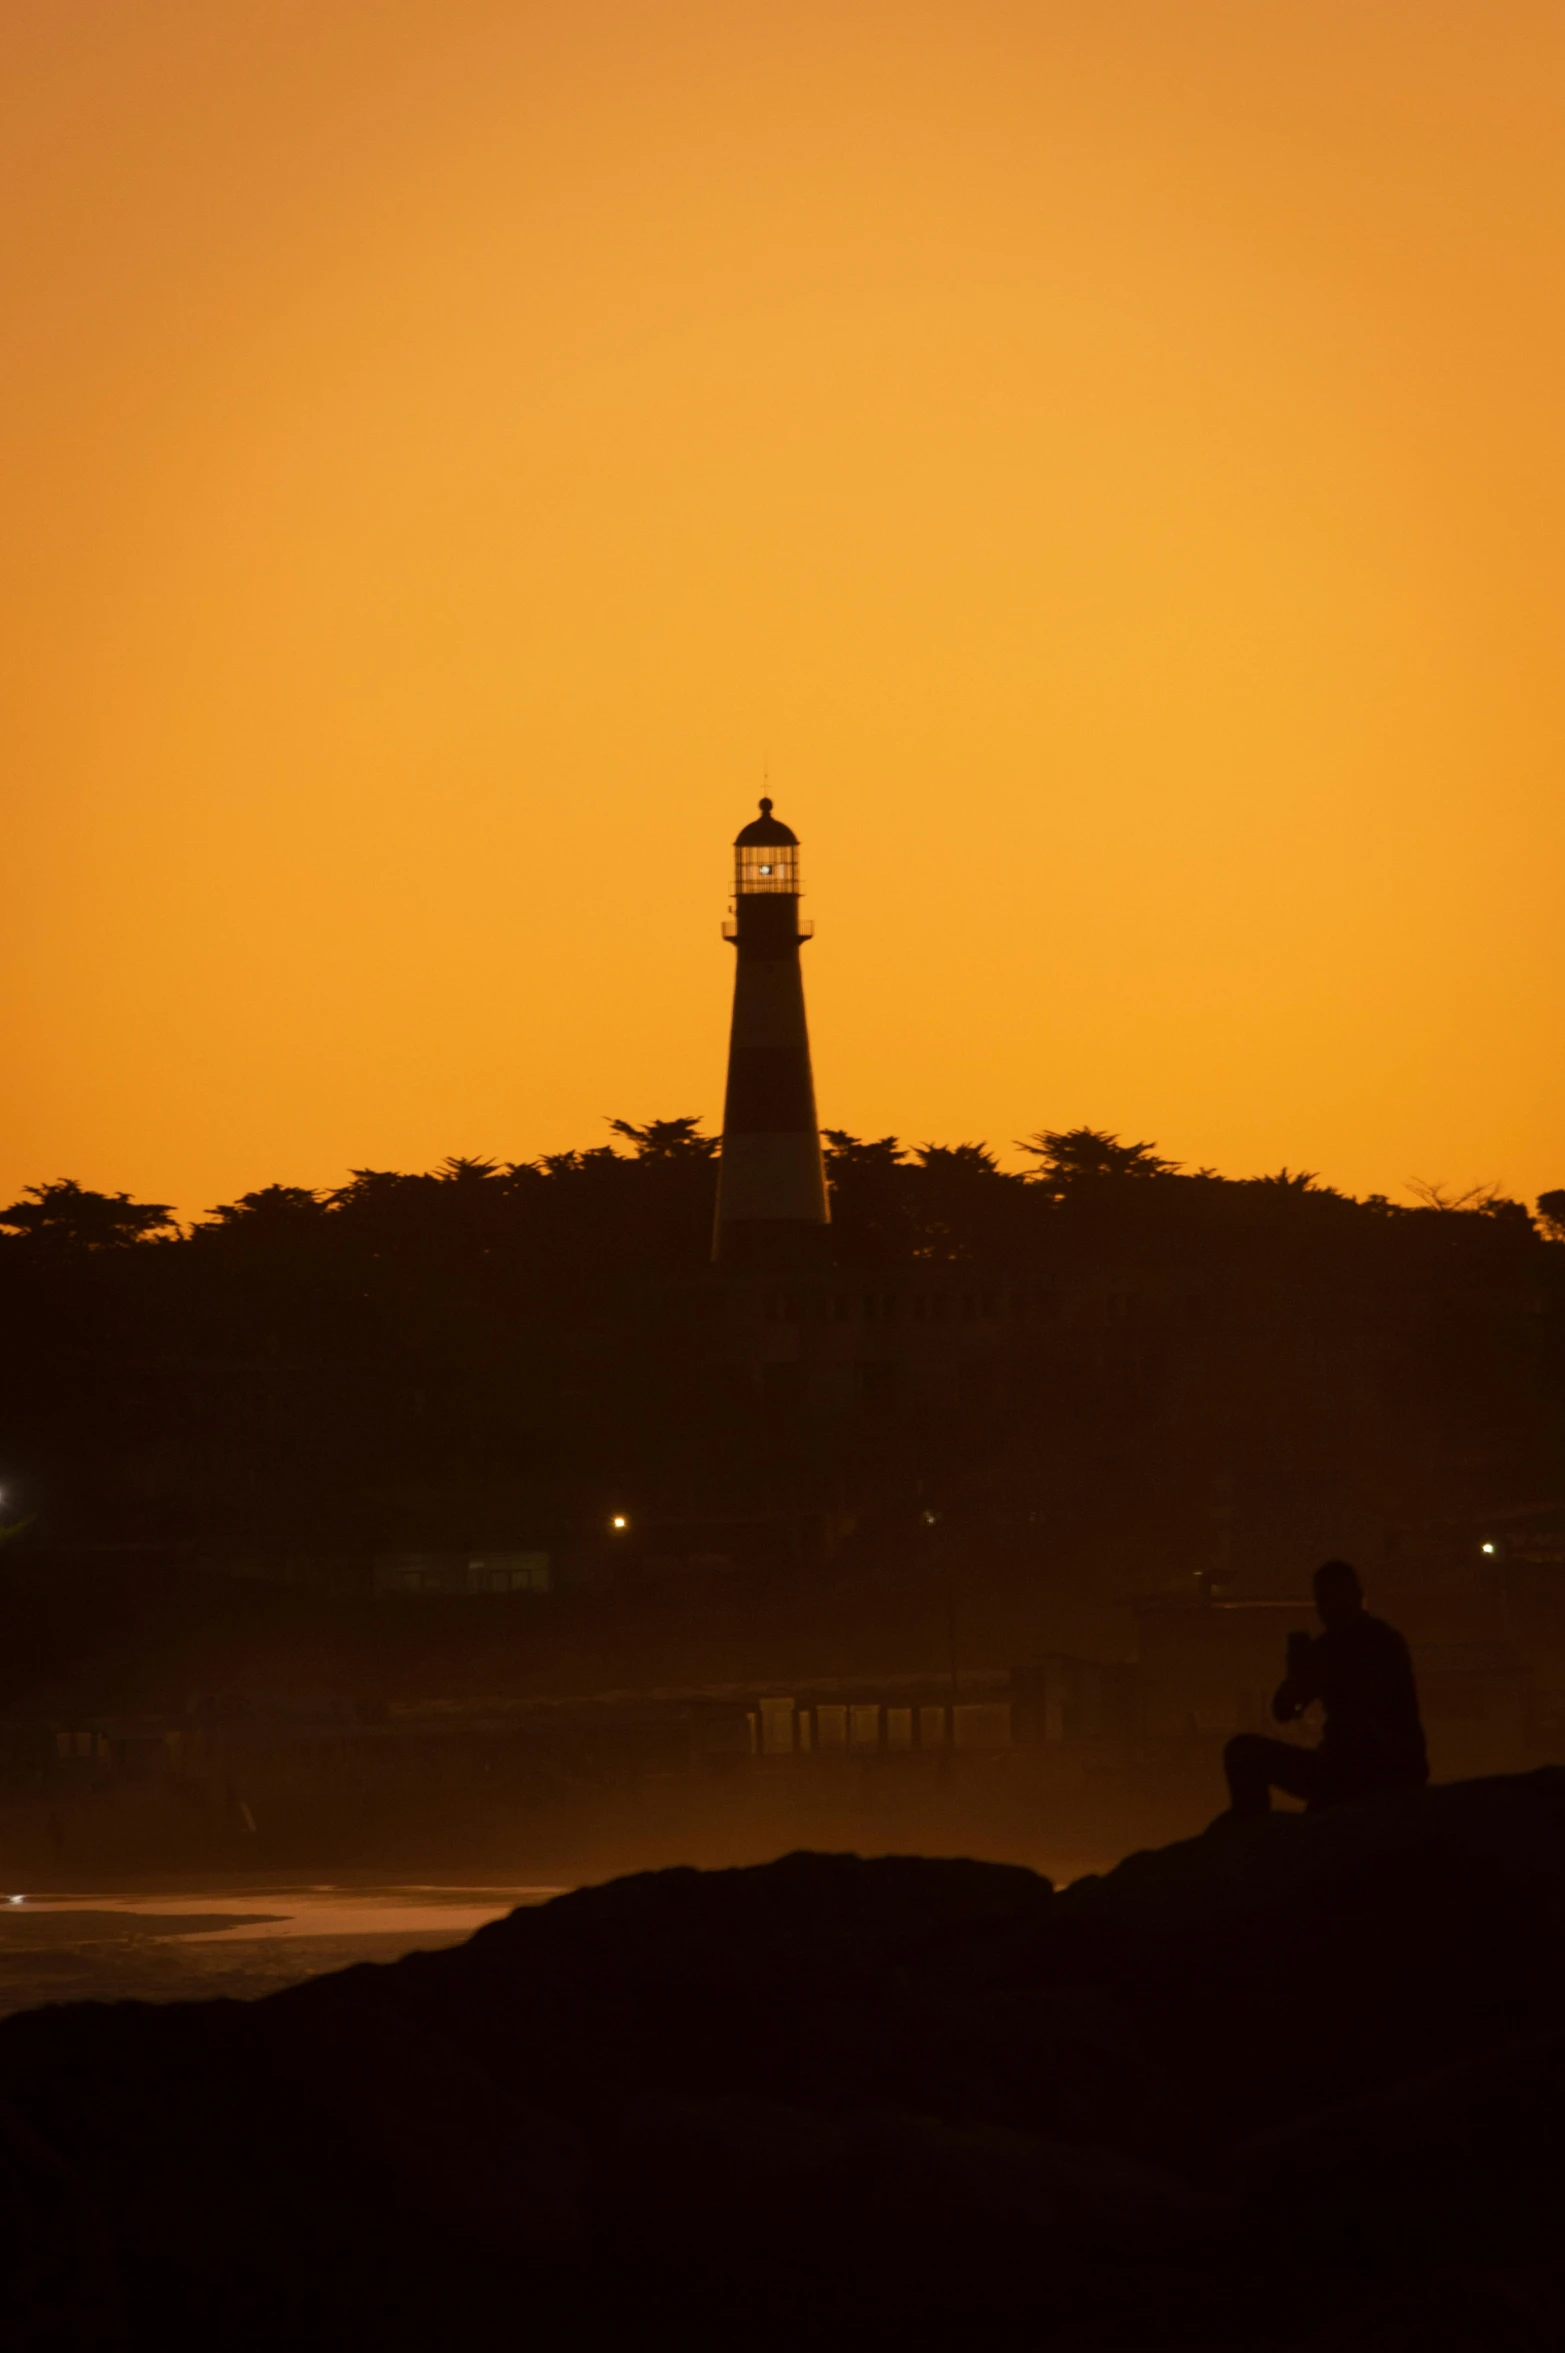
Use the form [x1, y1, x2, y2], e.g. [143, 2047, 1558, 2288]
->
[736, 842, 801, 895]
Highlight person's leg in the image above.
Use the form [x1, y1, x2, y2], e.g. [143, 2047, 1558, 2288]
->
[1299, 1750, 1397, 1812]
[1223, 1735, 1325, 1817]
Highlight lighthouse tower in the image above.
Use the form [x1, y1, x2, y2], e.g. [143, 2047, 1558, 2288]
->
[712, 798, 831, 1268]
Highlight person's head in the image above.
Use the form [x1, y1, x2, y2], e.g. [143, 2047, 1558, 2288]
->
[1313, 1558, 1364, 1629]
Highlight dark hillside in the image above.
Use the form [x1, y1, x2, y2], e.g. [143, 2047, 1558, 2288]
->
[3, 1771, 1564, 2348]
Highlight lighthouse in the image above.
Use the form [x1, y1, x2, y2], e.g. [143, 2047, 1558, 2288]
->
[712, 798, 831, 1268]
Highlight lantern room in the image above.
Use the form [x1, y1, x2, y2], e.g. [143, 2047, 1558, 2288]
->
[734, 798, 801, 895]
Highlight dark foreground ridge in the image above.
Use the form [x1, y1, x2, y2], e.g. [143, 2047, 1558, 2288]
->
[5, 1775, 1565, 2350]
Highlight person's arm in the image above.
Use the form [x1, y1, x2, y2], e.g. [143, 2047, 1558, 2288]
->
[1273, 1630, 1320, 1723]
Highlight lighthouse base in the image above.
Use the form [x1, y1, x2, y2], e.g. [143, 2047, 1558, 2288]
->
[713, 1218, 834, 1273]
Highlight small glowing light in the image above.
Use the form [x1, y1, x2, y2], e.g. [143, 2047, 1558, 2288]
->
[1481, 1541, 1497, 1556]
[610, 1515, 628, 1531]
[7, 1895, 22, 1906]
[758, 864, 772, 875]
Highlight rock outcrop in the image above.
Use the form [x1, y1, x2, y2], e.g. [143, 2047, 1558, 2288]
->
[4, 1771, 1564, 2348]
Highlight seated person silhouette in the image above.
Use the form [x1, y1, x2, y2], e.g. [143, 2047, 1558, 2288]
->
[1223, 1559, 1428, 1818]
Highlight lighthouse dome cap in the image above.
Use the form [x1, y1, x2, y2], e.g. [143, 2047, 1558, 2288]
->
[734, 796, 798, 848]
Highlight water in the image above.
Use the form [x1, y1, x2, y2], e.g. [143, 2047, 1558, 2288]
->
[0, 1881, 566, 2017]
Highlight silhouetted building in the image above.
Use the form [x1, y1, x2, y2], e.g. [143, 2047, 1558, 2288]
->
[712, 799, 830, 1269]
[708, 1265, 1067, 1412]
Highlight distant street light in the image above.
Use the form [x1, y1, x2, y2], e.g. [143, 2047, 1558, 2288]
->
[610, 1514, 629, 1532]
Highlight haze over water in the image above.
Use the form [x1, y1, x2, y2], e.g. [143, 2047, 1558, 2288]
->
[0, 1882, 560, 2015]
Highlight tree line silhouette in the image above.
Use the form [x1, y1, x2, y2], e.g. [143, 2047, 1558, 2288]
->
[5, 1120, 1560, 1269]
[2, 1124, 1562, 1568]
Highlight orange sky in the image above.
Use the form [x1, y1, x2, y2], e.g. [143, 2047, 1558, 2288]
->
[4, 0, 1564, 1220]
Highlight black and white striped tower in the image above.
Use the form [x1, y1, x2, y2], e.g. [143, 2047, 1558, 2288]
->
[712, 798, 831, 1269]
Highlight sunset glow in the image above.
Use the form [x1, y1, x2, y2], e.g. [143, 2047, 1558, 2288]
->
[5, 2, 1564, 1215]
